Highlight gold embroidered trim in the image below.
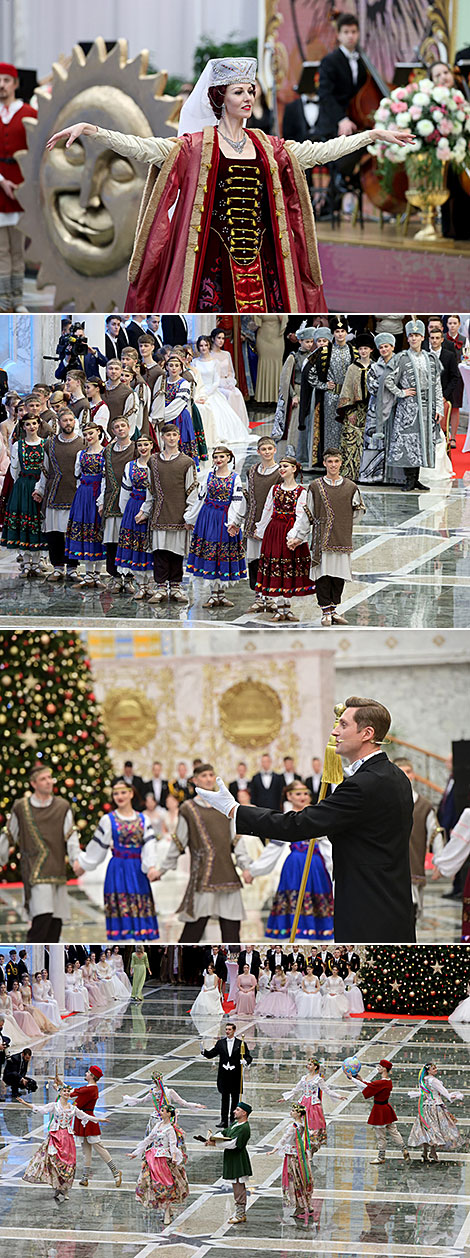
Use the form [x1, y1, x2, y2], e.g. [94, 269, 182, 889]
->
[252, 129, 298, 310]
[128, 139, 184, 283]
[284, 141, 323, 289]
[179, 128, 216, 310]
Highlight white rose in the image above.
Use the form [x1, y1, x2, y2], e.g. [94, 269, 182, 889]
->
[456, 110, 466, 122]
[416, 119, 434, 137]
[418, 78, 434, 94]
[431, 86, 450, 103]
[432, 109, 444, 124]
[413, 91, 431, 107]
[446, 97, 457, 112]
[396, 112, 411, 127]
[452, 121, 463, 134]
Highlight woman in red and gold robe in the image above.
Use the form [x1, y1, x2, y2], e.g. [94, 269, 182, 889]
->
[47, 58, 413, 314]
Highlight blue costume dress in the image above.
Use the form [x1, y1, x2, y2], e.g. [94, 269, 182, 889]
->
[186, 470, 246, 583]
[103, 813, 159, 940]
[65, 449, 105, 562]
[116, 460, 153, 573]
[165, 379, 199, 468]
[266, 841, 334, 940]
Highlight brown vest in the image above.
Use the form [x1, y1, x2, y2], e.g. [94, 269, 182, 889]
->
[178, 800, 242, 918]
[102, 441, 135, 520]
[69, 396, 90, 421]
[148, 452, 197, 530]
[9, 795, 74, 905]
[244, 464, 282, 539]
[409, 794, 435, 884]
[142, 364, 164, 400]
[105, 383, 133, 433]
[307, 477, 361, 565]
[44, 434, 83, 509]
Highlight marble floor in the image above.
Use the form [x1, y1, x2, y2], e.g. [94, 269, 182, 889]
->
[1, 982, 470, 1257]
[1, 433, 470, 629]
[0, 870, 463, 945]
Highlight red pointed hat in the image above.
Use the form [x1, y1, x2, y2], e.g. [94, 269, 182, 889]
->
[0, 64, 19, 78]
[89, 1065, 103, 1080]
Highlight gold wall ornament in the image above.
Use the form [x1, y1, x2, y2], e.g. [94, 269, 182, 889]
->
[18, 38, 180, 309]
[218, 679, 283, 748]
[100, 686, 158, 751]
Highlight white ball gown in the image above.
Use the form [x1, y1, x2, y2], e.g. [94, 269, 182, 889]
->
[190, 972, 223, 1020]
[194, 358, 254, 445]
[321, 975, 349, 1019]
[296, 976, 323, 1019]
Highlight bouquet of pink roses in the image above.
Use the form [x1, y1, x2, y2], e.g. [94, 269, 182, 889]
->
[368, 77, 470, 190]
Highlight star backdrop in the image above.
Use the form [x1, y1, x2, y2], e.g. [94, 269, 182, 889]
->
[0, 631, 113, 882]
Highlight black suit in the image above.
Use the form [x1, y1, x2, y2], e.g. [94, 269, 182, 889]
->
[283, 98, 318, 143]
[249, 772, 284, 810]
[202, 1036, 253, 1125]
[315, 48, 368, 139]
[237, 753, 415, 942]
[238, 949, 261, 979]
[105, 328, 129, 360]
[267, 948, 288, 973]
[433, 344, 460, 404]
[203, 949, 228, 982]
[125, 320, 149, 351]
[161, 315, 188, 346]
[344, 950, 360, 972]
[0, 966, 6, 987]
[311, 950, 334, 977]
[144, 777, 169, 808]
[229, 779, 250, 799]
[305, 775, 323, 804]
[286, 951, 307, 973]
[3, 1052, 37, 1097]
[331, 956, 348, 978]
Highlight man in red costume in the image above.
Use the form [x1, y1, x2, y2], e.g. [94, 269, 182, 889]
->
[348, 1059, 410, 1165]
[0, 63, 36, 312]
[70, 1064, 122, 1187]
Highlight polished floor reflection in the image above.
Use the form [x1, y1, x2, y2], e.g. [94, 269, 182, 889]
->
[1, 437, 469, 627]
[1, 982, 470, 1257]
[0, 867, 464, 946]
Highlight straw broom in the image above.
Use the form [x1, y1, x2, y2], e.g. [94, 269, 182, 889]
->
[288, 703, 345, 944]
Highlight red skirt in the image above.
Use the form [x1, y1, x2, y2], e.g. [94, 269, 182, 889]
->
[256, 517, 314, 598]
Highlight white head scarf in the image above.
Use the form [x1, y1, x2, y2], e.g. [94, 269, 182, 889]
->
[178, 57, 257, 137]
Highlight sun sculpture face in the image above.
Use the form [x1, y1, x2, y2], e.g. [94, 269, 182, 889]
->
[18, 38, 180, 309]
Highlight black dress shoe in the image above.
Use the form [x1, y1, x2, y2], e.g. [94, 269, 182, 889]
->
[216, 1121, 226, 1129]
[415, 481, 430, 491]
[441, 890, 462, 899]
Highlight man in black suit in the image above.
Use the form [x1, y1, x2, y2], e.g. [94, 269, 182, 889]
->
[0, 1018, 11, 1099]
[203, 945, 228, 983]
[0, 954, 6, 987]
[144, 759, 169, 808]
[197, 697, 415, 943]
[331, 947, 348, 978]
[280, 756, 301, 791]
[118, 761, 146, 809]
[305, 757, 323, 803]
[6, 951, 19, 990]
[286, 949, 307, 972]
[238, 946, 261, 979]
[311, 946, 334, 977]
[229, 761, 250, 798]
[202, 1022, 253, 1127]
[105, 315, 129, 360]
[266, 946, 288, 973]
[428, 325, 460, 416]
[161, 315, 188, 346]
[343, 945, 360, 972]
[249, 754, 284, 810]
[3, 1048, 37, 1098]
[315, 13, 368, 211]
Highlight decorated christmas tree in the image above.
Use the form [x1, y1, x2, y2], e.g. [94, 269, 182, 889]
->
[361, 945, 470, 1017]
[0, 630, 113, 882]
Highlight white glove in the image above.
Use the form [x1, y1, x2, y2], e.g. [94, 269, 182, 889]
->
[195, 777, 237, 817]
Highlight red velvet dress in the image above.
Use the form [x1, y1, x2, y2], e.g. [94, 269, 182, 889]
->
[361, 1079, 397, 1125]
[195, 151, 282, 313]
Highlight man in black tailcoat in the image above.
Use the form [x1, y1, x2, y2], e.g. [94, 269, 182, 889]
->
[196, 697, 415, 944]
[201, 1022, 253, 1128]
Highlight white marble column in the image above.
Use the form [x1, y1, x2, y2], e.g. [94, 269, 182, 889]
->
[49, 944, 66, 1012]
[30, 945, 44, 976]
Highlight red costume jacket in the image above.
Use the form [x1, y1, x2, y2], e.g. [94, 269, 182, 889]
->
[126, 127, 327, 315]
[0, 102, 37, 214]
[71, 1083, 101, 1138]
[361, 1079, 397, 1126]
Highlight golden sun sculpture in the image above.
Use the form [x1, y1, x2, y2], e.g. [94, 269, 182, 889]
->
[18, 38, 180, 309]
[101, 687, 158, 752]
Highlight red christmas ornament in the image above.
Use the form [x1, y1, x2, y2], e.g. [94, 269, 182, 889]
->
[46, 703, 56, 714]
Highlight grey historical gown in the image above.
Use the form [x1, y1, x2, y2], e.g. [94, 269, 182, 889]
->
[385, 349, 443, 470]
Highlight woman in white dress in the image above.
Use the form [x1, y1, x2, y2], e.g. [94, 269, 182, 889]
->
[96, 955, 129, 1001]
[449, 982, 470, 1023]
[209, 328, 250, 425]
[64, 964, 88, 1014]
[32, 972, 61, 1027]
[82, 957, 110, 1010]
[110, 946, 132, 994]
[193, 336, 254, 446]
[344, 966, 364, 1015]
[73, 961, 91, 1012]
[0, 982, 27, 1047]
[88, 953, 114, 1007]
[296, 965, 323, 1019]
[190, 964, 224, 1021]
[285, 963, 304, 1005]
[321, 967, 349, 1019]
